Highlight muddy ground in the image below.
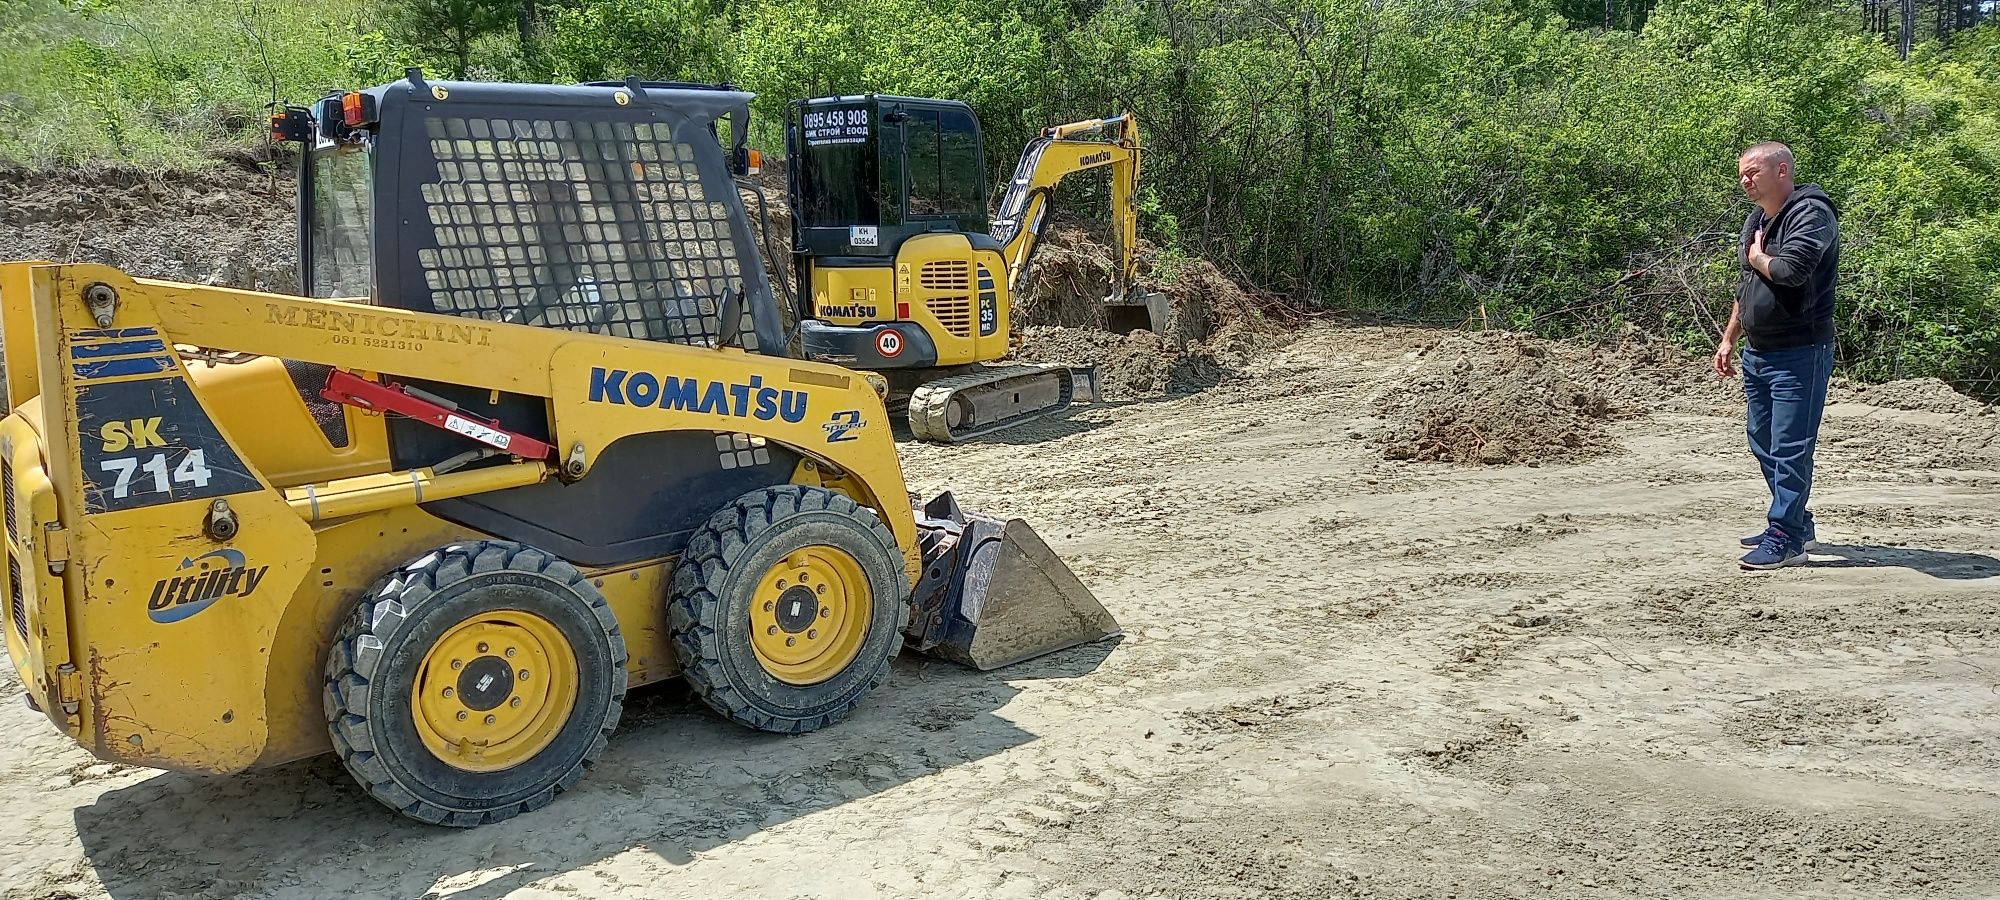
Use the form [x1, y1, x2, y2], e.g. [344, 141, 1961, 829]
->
[4, 169, 2000, 898]
[2, 321, 1998, 899]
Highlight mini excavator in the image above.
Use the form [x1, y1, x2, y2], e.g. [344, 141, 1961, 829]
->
[786, 96, 1163, 441]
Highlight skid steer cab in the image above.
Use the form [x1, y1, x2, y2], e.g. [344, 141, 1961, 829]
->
[0, 74, 1117, 828]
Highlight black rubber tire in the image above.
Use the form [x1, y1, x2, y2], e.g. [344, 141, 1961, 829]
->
[323, 540, 627, 827]
[669, 485, 908, 733]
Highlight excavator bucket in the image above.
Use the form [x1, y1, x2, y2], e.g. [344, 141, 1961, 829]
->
[1103, 290, 1170, 336]
[905, 492, 1121, 670]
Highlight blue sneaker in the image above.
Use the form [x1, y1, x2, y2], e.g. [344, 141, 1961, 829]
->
[1740, 526, 1808, 570]
[1740, 525, 1818, 551]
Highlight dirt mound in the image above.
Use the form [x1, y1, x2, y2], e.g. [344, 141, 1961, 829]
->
[1835, 377, 1990, 416]
[1371, 332, 1625, 465]
[1009, 222, 1282, 398]
[1014, 325, 1268, 397]
[0, 166, 297, 293]
[1588, 327, 1740, 416]
[1019, 222, 1270, 348]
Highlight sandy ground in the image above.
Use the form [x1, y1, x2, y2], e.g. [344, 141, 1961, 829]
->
[4, 323, 2000, 899]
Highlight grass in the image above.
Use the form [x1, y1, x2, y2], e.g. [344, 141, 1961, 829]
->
[0, 0, 404, 169]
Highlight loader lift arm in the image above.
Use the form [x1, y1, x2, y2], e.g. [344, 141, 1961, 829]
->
[988, 114, 1142, 300]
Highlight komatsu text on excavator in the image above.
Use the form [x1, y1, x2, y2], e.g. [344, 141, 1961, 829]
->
[786, 96, 1161, 441]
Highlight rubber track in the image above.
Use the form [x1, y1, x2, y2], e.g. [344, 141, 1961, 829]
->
[322, 540, 628, 828]
[907, 364, 1075, 443]
[667, 485, 905, 733]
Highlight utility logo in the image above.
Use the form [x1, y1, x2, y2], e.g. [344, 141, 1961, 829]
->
[148, 548, 270, 624]
[1078, 150, 1113, 166]
[818, 304, 878, 319]
[823, 410, 867, 443]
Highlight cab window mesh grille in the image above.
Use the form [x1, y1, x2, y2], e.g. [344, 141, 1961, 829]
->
[412, 115, 759, 351]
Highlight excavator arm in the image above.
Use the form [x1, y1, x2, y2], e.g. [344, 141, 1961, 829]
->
[989, 114, 1142, 301]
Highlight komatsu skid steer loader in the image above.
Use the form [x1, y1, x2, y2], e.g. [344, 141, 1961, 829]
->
[0, 75, 1117, 827]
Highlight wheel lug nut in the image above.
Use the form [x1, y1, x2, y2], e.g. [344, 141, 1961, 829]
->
[484, 715, 496, 725]
[817, 585, 827, 595]
[477, 642, 489, 653]
[767, 625, 777, 635]
[777, 579, 787, 589]
[519, 670, 530, 681]
[511, 697, 522, 708]
[785, 636, 797, 647]
[442, 687, 455, 698]
[764, 601, 774, 612]
[808, 629, 818, 639]
[457, 711, 468, 721]
[819, 606, 829, 616]
[451, 659, 463, 670]
[505, 647, 516, 658]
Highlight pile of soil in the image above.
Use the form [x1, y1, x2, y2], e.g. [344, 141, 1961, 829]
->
[1010, 222, 1279, 398]
[0, 166, 297, 293]
[1833, 377, 1991, 416]
[1020, 222, 1264, 347]
[1013, 325, 1265, 397]
[1588, 327, 1740, 417]
[1371, 332, 1627, 465]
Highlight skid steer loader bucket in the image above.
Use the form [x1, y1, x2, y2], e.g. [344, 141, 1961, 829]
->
[905, 492, 1121, 670]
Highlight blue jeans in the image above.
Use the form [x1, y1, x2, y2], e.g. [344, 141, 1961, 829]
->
[1742, 341, 1834, 538]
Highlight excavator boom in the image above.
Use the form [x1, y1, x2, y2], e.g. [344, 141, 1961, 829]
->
[990, 115, 1142, 300]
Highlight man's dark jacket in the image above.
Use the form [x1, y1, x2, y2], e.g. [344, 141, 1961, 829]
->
[1737, 183, 1839, 351]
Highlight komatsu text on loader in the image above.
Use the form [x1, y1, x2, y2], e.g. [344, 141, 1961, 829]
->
[0, 74, 1118, 827]
[787, 95, 1164, 441]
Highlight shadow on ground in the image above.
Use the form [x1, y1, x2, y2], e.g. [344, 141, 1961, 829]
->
[1810, 544, 2000, 580]
[73, 642, 1116, 899]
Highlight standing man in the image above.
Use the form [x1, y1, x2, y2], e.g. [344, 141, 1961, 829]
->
[1712, 141, 1840, 570]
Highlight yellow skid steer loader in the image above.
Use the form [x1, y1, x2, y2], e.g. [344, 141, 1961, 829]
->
[0, 74, 1117, 827]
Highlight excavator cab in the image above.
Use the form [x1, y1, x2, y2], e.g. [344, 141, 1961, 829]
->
[788, 96, 990, 263]
[786, 95, 1010, 373]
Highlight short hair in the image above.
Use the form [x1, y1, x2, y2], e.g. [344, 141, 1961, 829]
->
[1740, 141, 1794, 169]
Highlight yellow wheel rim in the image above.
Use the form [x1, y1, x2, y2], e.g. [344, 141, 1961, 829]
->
[748, 546, 872, 686]
[412, 610, 578, 773]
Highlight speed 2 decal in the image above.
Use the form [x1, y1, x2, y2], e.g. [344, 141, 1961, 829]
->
[76, 377, 259, 513]
[823, 410, 867, 443]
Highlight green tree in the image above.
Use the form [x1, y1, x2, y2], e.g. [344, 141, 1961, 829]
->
[383, 0, 516, 78]
[541, 0, 730, 84]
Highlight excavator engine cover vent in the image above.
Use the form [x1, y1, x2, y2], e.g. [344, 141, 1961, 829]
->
[919, 261, 973, 338]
